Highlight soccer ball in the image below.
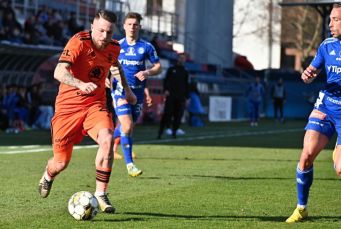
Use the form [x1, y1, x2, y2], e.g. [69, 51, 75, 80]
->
[68, 191, 99, 220]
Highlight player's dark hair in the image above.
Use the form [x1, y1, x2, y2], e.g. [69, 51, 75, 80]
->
[124, 12, 143, 24]
[94, 9, 117, 23]
[333, 3, 341, 8]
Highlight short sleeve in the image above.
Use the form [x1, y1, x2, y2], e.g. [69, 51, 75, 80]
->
[59, 36, 83, 64]
[146, 43, 160, 64]
[310, 43, 325, 69]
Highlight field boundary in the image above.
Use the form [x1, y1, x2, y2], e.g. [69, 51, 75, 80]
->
[0, 128, 302, 155]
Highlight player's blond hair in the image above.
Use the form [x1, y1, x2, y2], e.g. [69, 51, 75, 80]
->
[94, 9, 117, 23]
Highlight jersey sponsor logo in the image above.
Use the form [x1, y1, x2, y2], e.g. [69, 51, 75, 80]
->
[126, 47, 136, 56]
[308, 120, 324, 127]
[62, 49, 71, 57]
[327, 65, 341, 74]
[309, 109, 326, 120]
[119, 59, 144, 66]
[89, 66, 104, 82]
[117, 107, 129, 112]
[326, 96, 341, 105]
[76, 91, 95, 97]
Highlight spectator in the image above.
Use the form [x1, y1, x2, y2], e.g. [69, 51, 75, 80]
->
[23, 14, 40, 44]
[67, 12, 84, 36]
[157, 53, 189, 139]
[271, 77, 286, 123]
[0, 85, 9, 130]
[2, 9, 23, 43]
[36, 5, 49, 25]
[245, 76, 264, 127]
[13, 85, 30, 127]
[30, 83, 54, 130]
[3, 84, 19, 125]
[188, 81, 204, 127]
[26, 84, 41, 126]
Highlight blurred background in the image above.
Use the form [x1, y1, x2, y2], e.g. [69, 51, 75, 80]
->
[0, 0, 333, 132]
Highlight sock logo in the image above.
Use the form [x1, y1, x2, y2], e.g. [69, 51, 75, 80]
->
[296, 178, 304, 185]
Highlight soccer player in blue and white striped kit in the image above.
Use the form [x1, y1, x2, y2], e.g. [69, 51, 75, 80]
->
[286, 3, 341, 223]
[112, 12, 161, 177]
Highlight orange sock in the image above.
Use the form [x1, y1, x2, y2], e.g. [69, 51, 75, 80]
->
[114, 137, 121, 146]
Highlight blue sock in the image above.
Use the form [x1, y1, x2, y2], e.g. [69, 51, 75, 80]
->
[113, 127, 121, 139]
[296, 165, 313, 206]
[120, 133, 133, 164]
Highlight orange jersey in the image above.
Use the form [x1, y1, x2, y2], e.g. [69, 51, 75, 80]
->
[55, 31, 120, 113]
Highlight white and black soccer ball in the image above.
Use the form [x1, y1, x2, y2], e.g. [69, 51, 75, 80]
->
[68, 191, 99, 220]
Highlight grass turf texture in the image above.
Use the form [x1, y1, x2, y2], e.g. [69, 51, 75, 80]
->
[0, 119, 341, 228]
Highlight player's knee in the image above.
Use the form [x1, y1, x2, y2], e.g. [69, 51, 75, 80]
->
[120, 123, 133, 134]
[98, 133, 113, 151]
[299, 153, 314, 170]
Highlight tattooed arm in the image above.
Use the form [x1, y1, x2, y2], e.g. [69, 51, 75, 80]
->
[54, 62, 97, 94]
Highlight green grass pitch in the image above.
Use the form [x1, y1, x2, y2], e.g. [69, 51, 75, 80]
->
[0, 119, 340, 228]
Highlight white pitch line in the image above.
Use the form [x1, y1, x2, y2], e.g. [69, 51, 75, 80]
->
[0, 128, 302, 155]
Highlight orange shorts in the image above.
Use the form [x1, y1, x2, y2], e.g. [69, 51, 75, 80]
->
[51, 103, 113, 162]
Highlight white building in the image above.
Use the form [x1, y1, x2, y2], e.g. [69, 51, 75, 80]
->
[106, 0, 234, 68]
[233, 0, 282, 70]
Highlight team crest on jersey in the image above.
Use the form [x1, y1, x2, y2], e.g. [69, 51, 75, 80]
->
[126, 47, 136, 56]
[89, 66, 104, 82]
[138, 47, 145, 54]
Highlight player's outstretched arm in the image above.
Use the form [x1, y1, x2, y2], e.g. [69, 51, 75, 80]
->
[54, 62, 97, 93]
[301, 65, 321, 84]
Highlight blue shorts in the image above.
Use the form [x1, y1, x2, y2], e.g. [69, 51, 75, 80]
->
[112, 87, 144, 123]
[305, 91, 341, 143]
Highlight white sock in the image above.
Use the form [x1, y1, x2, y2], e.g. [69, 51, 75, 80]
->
[297, 204, 306, 209]
[44, 171, 52, 181]
[126, 163, 133, 169]
[95, 191, 105, 196]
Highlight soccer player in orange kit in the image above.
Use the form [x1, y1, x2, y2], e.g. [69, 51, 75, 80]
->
[38, 9, 136, 214]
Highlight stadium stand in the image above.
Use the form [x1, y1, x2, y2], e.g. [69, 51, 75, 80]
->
[0, 0, 325, 127]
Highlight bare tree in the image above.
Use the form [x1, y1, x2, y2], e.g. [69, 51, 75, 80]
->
[281, 6, 322, 70]
[233, 0, 280, 41]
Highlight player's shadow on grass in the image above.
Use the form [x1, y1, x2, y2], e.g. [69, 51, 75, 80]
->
[121, 212, 341, 223]
[97, 217, 145, 222]
[175, 174, 340, 181]
[122, 212, 286, 222]
[143, 157, 300, 162]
